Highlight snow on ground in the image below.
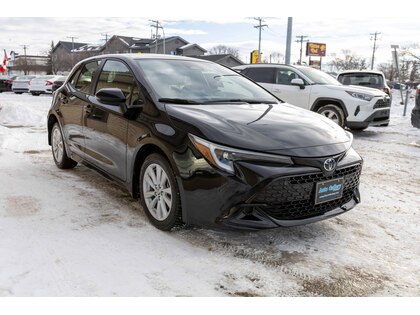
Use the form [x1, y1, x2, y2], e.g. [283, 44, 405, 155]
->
[0, 91, 419, 297]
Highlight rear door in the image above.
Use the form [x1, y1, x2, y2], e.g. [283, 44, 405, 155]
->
[59, 60, 101, 159]
[83, 59, 137, 181]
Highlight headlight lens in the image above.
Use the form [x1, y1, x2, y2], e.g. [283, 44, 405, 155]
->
[189, 134, 293, 174]
[345, 91, 374, 102]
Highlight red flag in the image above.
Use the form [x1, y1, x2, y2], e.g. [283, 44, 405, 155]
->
[0, 50, 7, 74]
[3, 49, 8, 66]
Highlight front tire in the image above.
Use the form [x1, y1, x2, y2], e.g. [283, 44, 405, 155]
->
[51, 123, 77, 169]
[317, 104, 345, 128]
[139, 153, 181, 231]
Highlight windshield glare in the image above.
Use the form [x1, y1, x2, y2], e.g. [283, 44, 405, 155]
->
[297, 67, 341, 85]
[136, 59, 278, 104]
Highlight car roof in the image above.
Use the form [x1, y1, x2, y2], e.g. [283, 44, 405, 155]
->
[79, 53, 213, 64]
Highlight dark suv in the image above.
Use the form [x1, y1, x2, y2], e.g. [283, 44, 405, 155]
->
[412, 84, 420, 128]
[48, 54, 363, 230]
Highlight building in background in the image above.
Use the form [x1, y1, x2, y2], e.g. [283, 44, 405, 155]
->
[192, 54, 244, 68]
[51, 35, 207, 73]
[7, 51, 49, 75]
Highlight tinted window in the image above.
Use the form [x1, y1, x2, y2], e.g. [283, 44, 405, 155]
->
[95, 60, 137, 106]
[245, 67, 275, 84]
[75, 60, 101, 94]
[275, 69, 302, 85]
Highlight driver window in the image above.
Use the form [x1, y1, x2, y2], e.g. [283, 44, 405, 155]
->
[275, 69, 301, 85]
[95, 60, 139, 106]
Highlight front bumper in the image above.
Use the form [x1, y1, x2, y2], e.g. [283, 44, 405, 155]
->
[174, 147, 363, 229]
[347, 96, 391, 128]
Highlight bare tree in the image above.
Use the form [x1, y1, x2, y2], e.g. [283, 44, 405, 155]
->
[331, 50, 368, 71]
[208, 45, 239, 58]
[377, 62, 395, 81]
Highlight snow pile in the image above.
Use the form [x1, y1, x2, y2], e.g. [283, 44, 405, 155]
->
[0, 103, 46, 127]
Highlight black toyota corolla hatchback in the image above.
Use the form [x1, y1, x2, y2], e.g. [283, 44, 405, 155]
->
[47, 54, 363, 230]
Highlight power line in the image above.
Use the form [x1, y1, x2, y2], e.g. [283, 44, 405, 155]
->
[370, 31, 381, 70]
[254, 17, 268, 63]
[295, 35, 309, 65]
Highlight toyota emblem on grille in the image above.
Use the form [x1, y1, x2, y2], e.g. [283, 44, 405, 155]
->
[324, 158, 336, 172]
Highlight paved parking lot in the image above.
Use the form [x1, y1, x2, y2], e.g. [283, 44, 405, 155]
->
[0, 92, 419, 296]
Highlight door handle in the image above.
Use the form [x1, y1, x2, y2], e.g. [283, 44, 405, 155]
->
[273, 89, 281, 93]
[60, 96, 69, 104]
[84, 104, 93, 114]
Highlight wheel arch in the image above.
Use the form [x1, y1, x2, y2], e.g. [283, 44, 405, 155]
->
[310, 97, 349, 118]
[47, 114, 60, 146]
[131, 143, 171, 199]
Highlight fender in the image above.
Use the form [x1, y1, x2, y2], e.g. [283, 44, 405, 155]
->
[310, 97, 349, 118]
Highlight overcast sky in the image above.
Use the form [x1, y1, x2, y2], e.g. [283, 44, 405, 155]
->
[2, 1, 419, 70]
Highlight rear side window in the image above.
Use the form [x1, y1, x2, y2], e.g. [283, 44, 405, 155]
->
[75, 60, 101, 94]
[95, 59, 138, 106]
[244, 67, 276, 84]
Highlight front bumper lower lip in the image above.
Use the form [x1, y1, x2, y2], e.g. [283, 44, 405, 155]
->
[221, 188, 360, 230]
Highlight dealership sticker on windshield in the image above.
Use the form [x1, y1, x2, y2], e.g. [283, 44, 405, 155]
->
[315, 178, 344, 204]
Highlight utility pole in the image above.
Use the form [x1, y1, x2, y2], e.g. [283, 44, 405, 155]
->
[254, 17, 267, 63]
[67, 36, 78, 67]
[370, 31, 381, 70]
[285, 17, 293, 65]
[101, 33, 109, 52]
[295, 35, 309, 65]
[150, 20, 164, 54]
[20, 45, 28, 74]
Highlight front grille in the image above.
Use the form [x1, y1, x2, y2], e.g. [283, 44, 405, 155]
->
[253, 164, 362, 220]
[373, 98, 391, 109]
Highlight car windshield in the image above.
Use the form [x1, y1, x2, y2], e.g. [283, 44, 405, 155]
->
[338, 73, 384, 87]
[297, 66, 341, 85]
[136, 59, 279, 104]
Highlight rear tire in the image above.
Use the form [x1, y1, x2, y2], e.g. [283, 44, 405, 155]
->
[316, 104, 345, 128]
[14, 92, 23, 94]
[139, 153, 182, 231]
[51, 123, 77, 169]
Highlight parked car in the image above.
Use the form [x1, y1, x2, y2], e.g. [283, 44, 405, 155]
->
[48, 54, 363, 230]
[337, 70, 392, 98]
[4, 75, 18, 90]
[0, 75, 11, 92]
[12, 75, 37, 94]
[29, 75, 64, 95]
[51, 76, 67, 92]
[233, 64, 391, 131]
[412, 84, 420, 128]
[393, 83, 407, 90]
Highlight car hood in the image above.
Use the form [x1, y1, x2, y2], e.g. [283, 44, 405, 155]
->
[326, 84, 386, 96]
[165, 103, 353, 157]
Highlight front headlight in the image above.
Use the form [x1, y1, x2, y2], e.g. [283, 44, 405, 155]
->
[345, 91, 374, 102]
[188, 134, 293, 174]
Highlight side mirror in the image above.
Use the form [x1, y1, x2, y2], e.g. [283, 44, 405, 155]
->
[96, 88, 126, 105]
[291, 78, 305, 89]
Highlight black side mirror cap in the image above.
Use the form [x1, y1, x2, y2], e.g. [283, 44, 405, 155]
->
[96, 88, 126, 105]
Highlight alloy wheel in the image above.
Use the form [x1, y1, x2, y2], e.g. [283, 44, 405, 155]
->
[52, 127, 64, 163]
[142, 163, 173, 221]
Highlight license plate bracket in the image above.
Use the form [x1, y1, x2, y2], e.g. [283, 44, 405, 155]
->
[315, 177, 344, 204]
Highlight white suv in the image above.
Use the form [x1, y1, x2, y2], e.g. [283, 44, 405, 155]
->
[233, 64, 391, 130]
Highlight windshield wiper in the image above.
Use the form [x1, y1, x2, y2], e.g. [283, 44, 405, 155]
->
[158, 98, 200, 104]
[202, 99, 275, 104]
